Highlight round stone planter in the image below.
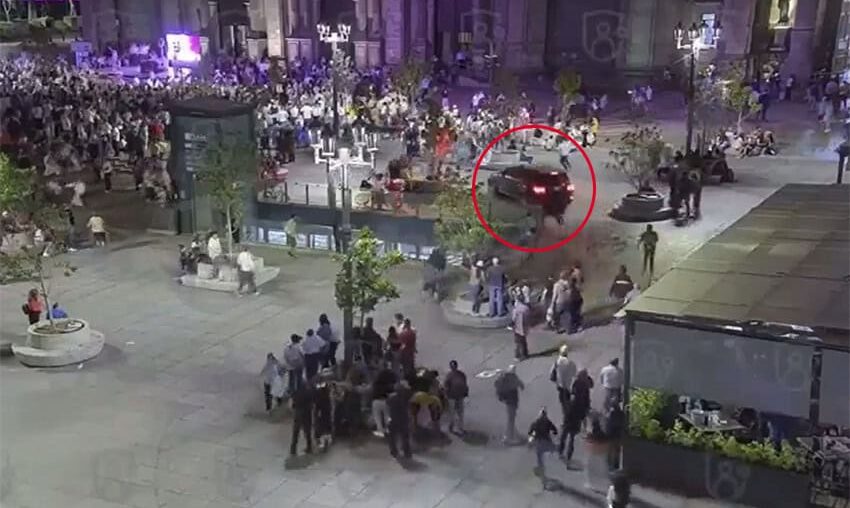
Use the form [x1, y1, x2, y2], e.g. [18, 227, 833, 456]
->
[441, 298, 513, 329]
[13, 318, 104, 368]
[610, 191, 674, 222]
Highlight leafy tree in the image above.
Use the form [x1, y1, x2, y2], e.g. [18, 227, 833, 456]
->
[331, 48, 357, 98]
[435, 175, 505, 255]
[392, 58, 428, 103]
[607, 124, 672, 192]
[554, 69, 582, 109]
[199, 139, 256, 258]
[334, 228, 404, 358]
[720, 62, 761, 133]
[492, 67, 520, 117]
[0, 153, 33, 214]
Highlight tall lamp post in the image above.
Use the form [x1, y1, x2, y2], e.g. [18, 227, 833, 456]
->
[317, 23, 351, 138]
[322, 147, 376, 361]
[675, 19, 722, 154]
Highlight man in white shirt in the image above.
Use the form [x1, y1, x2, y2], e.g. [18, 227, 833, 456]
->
[599, 358, 624, 412]
[553, 345, 577, 412]
[235, 245, 258, 296]
[300, 328, 325, 379]
[558, 140, 575, 171]
[207, 232, 223, 276]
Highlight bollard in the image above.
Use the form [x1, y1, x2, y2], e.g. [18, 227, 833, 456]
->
[305, 184, 310, 205]
[284, 181, 289, 202]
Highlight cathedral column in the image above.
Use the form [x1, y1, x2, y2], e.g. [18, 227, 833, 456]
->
[264, 0, 286, 57]
[784, 0, 820, 81]
[382, 0, 406, 64]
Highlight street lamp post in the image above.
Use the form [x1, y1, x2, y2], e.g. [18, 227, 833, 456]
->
[323, 147, 375, 362]
[317, 23, 351, 138]
[315, 130, 338, 216]
[675, 20, 722, 154]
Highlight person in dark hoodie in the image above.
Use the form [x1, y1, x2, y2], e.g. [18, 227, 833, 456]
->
[386, 380, 413, 458]
[528, 407, 558, 476]
[290, 378, 315, 457]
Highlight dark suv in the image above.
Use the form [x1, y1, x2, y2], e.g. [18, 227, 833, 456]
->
[487, 165, 575, 220]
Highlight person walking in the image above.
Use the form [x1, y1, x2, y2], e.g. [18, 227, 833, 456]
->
[302, 329, 325, 379]
[560, 368, 593, 466]
[444, 360, 469, 435]
[260, 353, 283, 414]
[22, 288, 43, 325]
[371, 363, 397, 437]
[567, 277, 584, 334]
[398, 318, 417, 376]
[511, 294, 531, 361]
[316, 313, 339, 368]
[528, 407, 559, 476]
[284, 214, 298, 257]
[584, 414, 611, 493]
[235, 245, 259, 296]
[608, 265, 634, 303]
[552, 345, 577, 413]
[600, 358, 624, 412]
[386, 381, 413, 458]
[289, 379, 315, 457]
[494, 364, 524, 444]
[605, 402, 626, 471]
[638, 225, 658, 279]
[486, 257, 507, 317]
[550, 270, 572, 333]
[283, 334, 305, 395]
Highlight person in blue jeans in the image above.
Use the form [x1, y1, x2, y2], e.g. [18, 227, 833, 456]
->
[487, 257, 507, 317]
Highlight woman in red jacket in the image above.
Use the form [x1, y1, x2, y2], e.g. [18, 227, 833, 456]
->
[23, 288, 43, 325]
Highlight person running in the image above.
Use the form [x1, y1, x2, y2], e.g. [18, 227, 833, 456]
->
[638, 225, 659, 278]
[284, 214, 298, 257]
[608, 265, 634, 303]
[528, 407, 558, 476]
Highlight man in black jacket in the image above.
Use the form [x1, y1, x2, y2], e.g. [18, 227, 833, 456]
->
[386, 381, 413, 458]
[290, 379, 315, 456]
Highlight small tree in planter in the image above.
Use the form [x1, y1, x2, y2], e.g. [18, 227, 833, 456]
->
[554, 68, 582, 114]
[721, 62, 761, 133]
[607, 124, 673, 194]
[334, 228, 404, 361]
[392, 58, 428, 105]
[199, 140, 256, 259]
[434, 176, 506, 259]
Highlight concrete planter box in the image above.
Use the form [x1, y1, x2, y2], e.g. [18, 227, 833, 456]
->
[13, 318, 104, 367]
[610, 191, 674, 222]
[623, 438, 810, 508]
[180, 256, 279, 292]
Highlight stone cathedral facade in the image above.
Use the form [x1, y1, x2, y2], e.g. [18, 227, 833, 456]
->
[81, 0, 838, 82]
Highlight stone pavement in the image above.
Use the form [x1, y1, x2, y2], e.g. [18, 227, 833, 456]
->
[1, 236, 752, 508]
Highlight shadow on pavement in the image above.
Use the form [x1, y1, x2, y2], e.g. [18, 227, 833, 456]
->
[457, 429, 489, 446]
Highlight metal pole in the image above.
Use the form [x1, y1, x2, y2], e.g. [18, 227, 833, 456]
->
[331, 43, 341, 138]
[326, 158, 336, 210]
[685, 49, 696, 155]
[839, 155, 845, 185]
[341, 164, 354, 364]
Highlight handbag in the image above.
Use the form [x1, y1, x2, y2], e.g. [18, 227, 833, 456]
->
[270, 372, 286, 398]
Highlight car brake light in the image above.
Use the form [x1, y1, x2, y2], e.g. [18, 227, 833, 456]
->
[566, 184, 575, 191]
[532, 185, 547, 195]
